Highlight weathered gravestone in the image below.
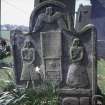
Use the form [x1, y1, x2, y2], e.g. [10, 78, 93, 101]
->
[10, 0, 104, 105]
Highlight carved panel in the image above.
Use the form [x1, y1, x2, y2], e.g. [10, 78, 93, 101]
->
[62, 97, 79, 105]
[45, 59, 62, 80]
[41, 31, 62, 58]
[80, 97, 90, 105]
[40, 31, 62, 81]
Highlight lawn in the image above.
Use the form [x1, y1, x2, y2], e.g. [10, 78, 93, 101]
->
[0, 67, 13, 92]
[97, 59, 105, 94]
[0, 31, 10, 40]
[0, 56, 13, 92]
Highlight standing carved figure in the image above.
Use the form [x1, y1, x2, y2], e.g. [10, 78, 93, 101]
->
[20, 38, 41, 89]
[66, 38, 89, 88]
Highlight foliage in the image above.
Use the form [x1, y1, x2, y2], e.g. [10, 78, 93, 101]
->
[0, 68, 15, 91]
[0, 82, 59, 105]
[0, 51, 10, 60]
[0, 67, 59, 105]
[0, 47, 11, 60]
[0, 58, 105, 105]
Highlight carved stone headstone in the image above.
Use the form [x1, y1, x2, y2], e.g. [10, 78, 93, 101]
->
[11, 0, 104, 105]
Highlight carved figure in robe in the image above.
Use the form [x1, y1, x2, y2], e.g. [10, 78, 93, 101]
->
[20, 39, 41, 89]
[33, 6, 67, 32]
[66, 38, 89, 88]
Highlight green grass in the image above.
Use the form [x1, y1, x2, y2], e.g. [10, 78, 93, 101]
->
[97, 59, 105, 94]
[0, 56, 13, 65]
[0, 68, 13, 91]
[0, 31, 10, 40]
[0, 56, 13, 91]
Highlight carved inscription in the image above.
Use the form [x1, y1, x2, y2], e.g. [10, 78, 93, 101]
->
[40, 31, 62, 81]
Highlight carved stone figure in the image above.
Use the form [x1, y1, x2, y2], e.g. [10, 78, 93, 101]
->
[66, 38, 89, 88]
[20, 38, 41, 89]
[33, 6, 67, 32]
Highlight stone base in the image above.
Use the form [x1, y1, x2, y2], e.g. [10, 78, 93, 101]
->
[62, 97, 79, 105]
[57, 88, 92, 105]
[80, 97, 90, 105]
[62, 97, 90, 105]
[57, 88, 92, 96]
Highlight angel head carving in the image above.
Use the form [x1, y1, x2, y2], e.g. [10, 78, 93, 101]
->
[45, 7, 53, 15]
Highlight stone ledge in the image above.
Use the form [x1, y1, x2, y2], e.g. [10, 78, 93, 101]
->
[57, 88, 92, 97]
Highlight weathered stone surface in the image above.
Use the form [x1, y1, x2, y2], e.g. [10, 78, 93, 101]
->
[62, 97, 79, 105]
[29, 0, 75, 32]
[40, 31, 62, 82]
[57, 88, 92, 97]
[10, 30, 25, 84]
[92, 95, 104, 105]
[80, 97, 90, 105]
[32, 6, 67, 33]
[11, 0, 104, 104]
[20, 38, 41, 88]
[66, 38, 89, 88]
[20, 38, 40, 81]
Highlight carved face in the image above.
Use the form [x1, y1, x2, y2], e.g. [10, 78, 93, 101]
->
[24, 40, 33, 48]
[46, 7, 53, 15]
[72, 38, 80, 47]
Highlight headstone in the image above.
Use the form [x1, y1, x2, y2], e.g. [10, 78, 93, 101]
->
[11, 0, 104, 104]
[57, 24, 104, 105]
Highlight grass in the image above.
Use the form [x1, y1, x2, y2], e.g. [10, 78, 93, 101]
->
[0, 56, 13, 65]
[0, 31, 10, 40]
[0, 82, 58, 105]
[0, 55, 13, 92]
[0, 68, 14, 92]
[97, 59, 105, 94]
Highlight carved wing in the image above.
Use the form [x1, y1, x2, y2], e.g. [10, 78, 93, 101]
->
[76, 24, 97, 92]
[76, 24, 97, 65]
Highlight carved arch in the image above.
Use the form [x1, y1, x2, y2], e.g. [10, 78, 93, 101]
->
[29, 0, 66, 32]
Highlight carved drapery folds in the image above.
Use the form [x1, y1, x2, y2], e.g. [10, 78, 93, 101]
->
[66, 38, 90, 88]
